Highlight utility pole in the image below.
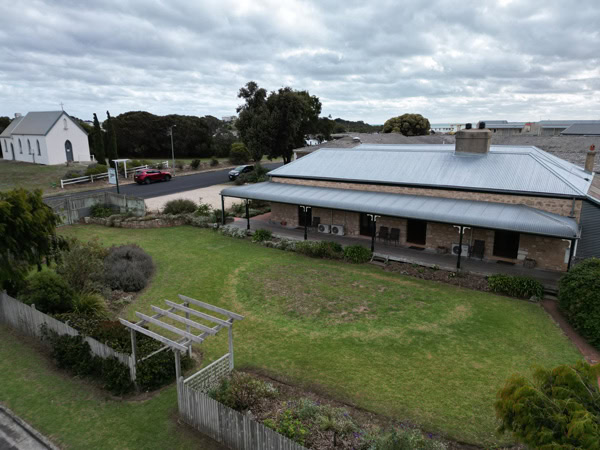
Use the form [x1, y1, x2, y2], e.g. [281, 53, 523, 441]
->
[168, 125, 176, 174]
[114, 160, 120, 194]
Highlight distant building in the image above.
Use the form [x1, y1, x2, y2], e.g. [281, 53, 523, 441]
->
[222, 115, 237, 123]
[0, 111, 91, 165]
[479, 120, 526, 136]
[560, 122, 600, 136]
[430, 123, 464, 133]
[537, 120, 600, 136]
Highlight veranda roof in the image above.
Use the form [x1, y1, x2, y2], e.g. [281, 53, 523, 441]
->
[221, 182, 580, 239]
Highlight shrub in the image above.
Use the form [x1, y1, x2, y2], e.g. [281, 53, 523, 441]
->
[56, 238, 108, 292]
[73, 291, 107, 317]
[213, 209, 233, 225]
[239, 163, 269, 184]
[190, 159, 201, 170]
[175, 160, 186, 170]
[219, 225, 248, 238]
[128, 159, 142, 168]
[89, 203, 114, 218]
[487, 274, 543, 299]
[104, 244, 154, 292]
[268, 409, 307, 445]
[558, 258, 600, 346]
[136, 349, 193, 391]
[85, 164, 108, 176]
[209, 372, 277, 411]
[495, 361, 600, 449]
[162, 199, 197, 215]
[62, 169, 84, 180]
[343, 245, 372, 264]
[21, 271, 76, 314]
[229, 142, 251, 165]
[42, 328, 133, 395]
[366, 428, 447, 450]
[195, 198, 212, 217]
[210, 157, 219, 167]
[252, 229, 272, 242]
[294, 241, 344, 259]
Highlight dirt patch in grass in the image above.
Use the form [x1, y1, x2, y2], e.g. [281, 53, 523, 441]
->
[384, 261, 490, 291]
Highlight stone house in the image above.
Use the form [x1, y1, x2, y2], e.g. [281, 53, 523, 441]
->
[222, 127, 600, 273]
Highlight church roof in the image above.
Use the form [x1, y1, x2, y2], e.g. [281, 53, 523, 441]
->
[0, 111, 88, 136]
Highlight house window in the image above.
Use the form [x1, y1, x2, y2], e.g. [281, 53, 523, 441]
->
[64, 118, 68, 130]
[359, 213, 374, 236]
[37, 140, 41, 156]
[27, 139, 31, 154]
[19, 139, 22, 153]
[406, 219, 427, 245]
[298, 206, 312, 227]
[493, 230, 520, 259]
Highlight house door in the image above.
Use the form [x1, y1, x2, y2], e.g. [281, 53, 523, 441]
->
[359, 213, 373, 236]
[298, 206, 312, 227]
[406, 219, 427, 245]
[65, 140, 73, 162]
[493, 231, 520, 259]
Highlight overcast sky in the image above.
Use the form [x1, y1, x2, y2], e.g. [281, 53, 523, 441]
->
[1, 0, 599, 124]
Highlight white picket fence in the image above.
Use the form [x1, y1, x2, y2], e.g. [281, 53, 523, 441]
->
[60, 161, 169, 188]
[0, 291, 136, 380]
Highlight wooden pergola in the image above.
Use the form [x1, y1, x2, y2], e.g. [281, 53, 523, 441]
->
[119, 294, 244, 387]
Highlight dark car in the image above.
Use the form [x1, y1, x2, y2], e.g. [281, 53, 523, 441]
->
[228, 165, 254, 181]
[134, 169, 172, 184]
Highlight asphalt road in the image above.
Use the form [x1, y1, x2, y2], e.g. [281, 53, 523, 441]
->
[49, 162, 282, 200]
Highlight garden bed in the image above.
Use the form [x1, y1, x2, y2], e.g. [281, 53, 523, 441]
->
[384, 261, 490, 291]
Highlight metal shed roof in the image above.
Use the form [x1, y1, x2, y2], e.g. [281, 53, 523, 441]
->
[269, 144, 593, 198]
[221, 182, 579, 239]
[561, 123, 600, 136]
[1, 111, 88, 136]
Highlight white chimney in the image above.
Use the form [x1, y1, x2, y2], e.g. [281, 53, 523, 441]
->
[454, 122, 492, 154]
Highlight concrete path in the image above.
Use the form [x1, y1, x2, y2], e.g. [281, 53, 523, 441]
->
[0, 405, 58, 450]
[145, 183, 242, 212]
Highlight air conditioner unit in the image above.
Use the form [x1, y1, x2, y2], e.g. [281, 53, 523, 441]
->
[451, 243, 470, 257]
[331, 224, 345, 236]
[318, 224, 330, 233]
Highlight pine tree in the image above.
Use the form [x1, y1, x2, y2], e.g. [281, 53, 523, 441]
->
[92, 113, 106, 165]
[105, 111, 118, 165]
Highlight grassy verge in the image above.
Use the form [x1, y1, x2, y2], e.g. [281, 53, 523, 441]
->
[0, 326, 224, 449]
[54, 225, 582, 446]
[0, 159, 85, 193]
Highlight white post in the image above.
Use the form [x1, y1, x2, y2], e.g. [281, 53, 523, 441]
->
[124, 160, 128, 178]
[174, 349, 182, 380]
[228, 319, 234, 370]
[60, 179, 64, 189]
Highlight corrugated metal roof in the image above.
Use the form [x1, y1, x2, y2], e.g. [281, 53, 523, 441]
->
[488, 123, 526, 129]
[0, 116, 24, 138]
[539, 120, 600, 129]
[9, 111, 64, 135]
[268, 144, 593, 197]
[221, 182, 579, 238]
[561, 123, 600, 135]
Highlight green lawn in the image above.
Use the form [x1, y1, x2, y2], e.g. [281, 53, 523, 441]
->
[0, 326, 224, 450]
[0, 159, 84, 193]
[3, 225, 582, 447]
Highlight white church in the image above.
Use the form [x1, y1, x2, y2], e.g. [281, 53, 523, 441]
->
[0, 111, 92, 165]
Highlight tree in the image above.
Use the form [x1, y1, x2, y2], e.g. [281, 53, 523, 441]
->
[105, 111, 119, 165]
[495, 361, 600, 448]
[0, 116, 10, 134]
[212, 130, 237, 158]
[316, 116, 336, 143]
[0, 189, 64, 295]
[382, 113, 430, 135]
[92, 113, 106, 165]
[236, 81, 271, 162]
[558, 258, 600, 347]
[229, 142, 251, 165]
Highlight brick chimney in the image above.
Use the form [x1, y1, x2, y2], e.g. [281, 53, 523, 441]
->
[455, 122, 492, 154]
[585, 145, 597, 172]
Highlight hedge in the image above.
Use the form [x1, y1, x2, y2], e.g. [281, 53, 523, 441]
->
[487, 274, 544, 299]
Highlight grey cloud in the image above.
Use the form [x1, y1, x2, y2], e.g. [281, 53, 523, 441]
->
[0, 0, 599, 123]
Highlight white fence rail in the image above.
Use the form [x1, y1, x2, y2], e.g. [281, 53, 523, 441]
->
[60, 161, 169, 188]
[0, 291, 135, 380]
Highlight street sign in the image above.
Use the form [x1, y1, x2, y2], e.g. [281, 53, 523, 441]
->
[108, 168, 117, 185]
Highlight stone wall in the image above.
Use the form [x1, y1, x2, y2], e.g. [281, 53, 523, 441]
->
[274, 178, 582, 220]
[270, 203, 569, 271]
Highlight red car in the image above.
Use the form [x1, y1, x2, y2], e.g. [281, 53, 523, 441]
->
[134, 169, 172, 184]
